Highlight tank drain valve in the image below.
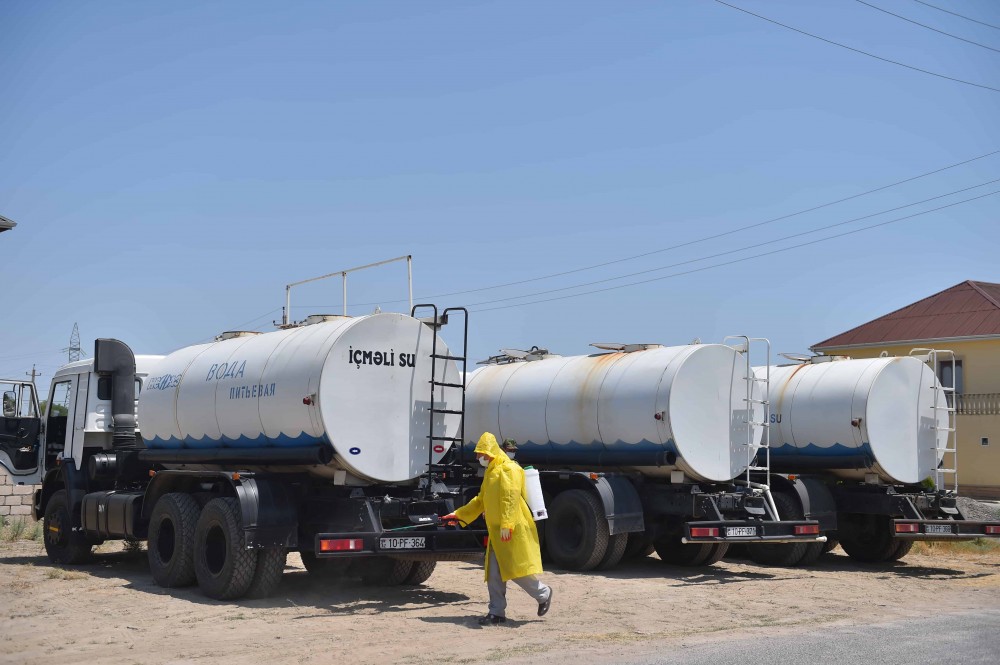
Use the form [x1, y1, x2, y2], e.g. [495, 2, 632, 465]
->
[654, 411, 666, 421]
[303, 394, 316, 405]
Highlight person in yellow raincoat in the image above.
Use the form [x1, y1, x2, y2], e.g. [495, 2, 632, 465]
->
[442, 432, 553, 625]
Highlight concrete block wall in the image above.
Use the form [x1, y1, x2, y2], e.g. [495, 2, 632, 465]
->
[0, 469, 38, 519]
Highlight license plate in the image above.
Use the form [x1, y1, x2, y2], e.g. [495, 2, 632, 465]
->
[924, 524, 953, 535]
[379, 537, 426, 550]
[726, 526, 757, 537]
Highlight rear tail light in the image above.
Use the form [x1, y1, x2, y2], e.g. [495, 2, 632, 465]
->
[895, 523, 920, 533]
[319, 538, 364, 552]
[985, 525, 1000, 535]
[690, 527, 720, 538]
[794, 524, 820, 535]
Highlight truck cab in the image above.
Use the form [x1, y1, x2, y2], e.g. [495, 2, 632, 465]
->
[0, 357, 162, 513]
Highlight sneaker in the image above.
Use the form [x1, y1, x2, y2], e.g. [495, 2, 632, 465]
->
[537, 588, 553, 617]
[477, 614, 506, 626]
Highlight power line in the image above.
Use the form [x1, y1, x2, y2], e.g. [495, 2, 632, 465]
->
[465, 178, 1000, 307]
[471, 177, 1000, 306]
[228, 308, 282, 332]
[193, 308, 283, 344]
[0, 349, 63, 362]
[300, 148, 1000, 310]
[856, 1, 1000, 53]
[713, 0, 1000, 93]
[471, 189, 1000, 312]
[912, 0, 1000, 31]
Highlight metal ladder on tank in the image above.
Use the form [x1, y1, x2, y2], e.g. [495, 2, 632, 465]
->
[910, 348, 958, 494]
[412, 304, 472, 495]
[725, 335, 778, 519]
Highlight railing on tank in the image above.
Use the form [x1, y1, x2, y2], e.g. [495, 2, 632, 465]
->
[280, 255, 413, 326]
[954, 393, 1000, 416]
[910, 348, 958, 494]
[724, 336, 776, 519]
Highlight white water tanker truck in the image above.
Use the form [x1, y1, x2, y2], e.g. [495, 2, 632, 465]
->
[0, 307, 486, 600]
[462, 339, 824, 571]
[740, 353, 1000, 566]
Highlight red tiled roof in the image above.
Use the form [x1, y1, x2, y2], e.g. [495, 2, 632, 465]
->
[812, 280, 1000, 350]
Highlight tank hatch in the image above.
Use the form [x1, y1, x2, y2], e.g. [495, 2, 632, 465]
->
[215, 331, 262, 341]
[303, 314, 352, 325]
[590, 343, 663, 353]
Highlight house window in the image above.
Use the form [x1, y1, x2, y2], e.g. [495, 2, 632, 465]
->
[983, 438, 990, 447]
[937, 359, 963, 394]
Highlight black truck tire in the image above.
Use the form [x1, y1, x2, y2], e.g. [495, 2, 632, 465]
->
[595, 532, 628, 570]
[746, 493, 809, 567]
[654, 533, 715, 566]
[546, 489, 609, 571]
[147, 492, 200, 588]
[887, 539, 915, 561]
[838, 513, 896, 563]
[43, 490, 93, 565]
[403, 560, 437, 585]
[358, 557, 414, 586]
[623, 531, 655, 561]
[797, 541, 826, 566]
[700, 543, 730, 566]
[193, 497, 258, 600]
[245, 548, 287, 599]
[300, 552, 354, 580]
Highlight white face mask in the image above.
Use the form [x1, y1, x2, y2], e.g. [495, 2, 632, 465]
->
[479, 457, 490, 468]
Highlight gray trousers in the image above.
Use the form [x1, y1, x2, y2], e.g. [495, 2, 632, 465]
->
[486, 548, 551, 618]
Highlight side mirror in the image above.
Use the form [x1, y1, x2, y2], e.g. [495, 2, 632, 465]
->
[2, 391, 16, 418]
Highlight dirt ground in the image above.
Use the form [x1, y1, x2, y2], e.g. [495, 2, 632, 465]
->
[1, 540, 999, 665]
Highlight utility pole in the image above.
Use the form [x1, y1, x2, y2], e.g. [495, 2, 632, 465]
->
[25, 365, 41, 386]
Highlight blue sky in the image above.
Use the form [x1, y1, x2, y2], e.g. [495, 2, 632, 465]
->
[2, 0, 998, 383]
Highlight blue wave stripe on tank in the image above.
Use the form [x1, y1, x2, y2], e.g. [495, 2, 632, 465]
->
[463, 438, 676, 452]
[462, 439, 679, 467]
[145, 431, 326, 449]
[769, 442, 874, 458]
[768, 441, 876, 471]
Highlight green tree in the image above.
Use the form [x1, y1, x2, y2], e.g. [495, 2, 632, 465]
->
[38, 400, 68, 417]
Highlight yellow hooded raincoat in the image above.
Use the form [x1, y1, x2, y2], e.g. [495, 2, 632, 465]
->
[454, 433, 544, 583]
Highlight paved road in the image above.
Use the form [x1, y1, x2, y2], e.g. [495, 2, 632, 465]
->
[622, 610, 1000, 664]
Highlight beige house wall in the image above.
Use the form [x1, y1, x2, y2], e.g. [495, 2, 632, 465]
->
[816, 338, 1000, 497]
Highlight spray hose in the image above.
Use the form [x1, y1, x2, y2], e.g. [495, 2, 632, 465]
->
[383, 516, 471, 532]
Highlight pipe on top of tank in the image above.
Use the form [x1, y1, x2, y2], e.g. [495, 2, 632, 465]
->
[282, 255, 413, 326]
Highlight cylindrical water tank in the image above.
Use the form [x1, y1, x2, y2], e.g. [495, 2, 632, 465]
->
[759, 356, 948, 484]
[464, 344, 762, 483]
[139, 313, 461, 483]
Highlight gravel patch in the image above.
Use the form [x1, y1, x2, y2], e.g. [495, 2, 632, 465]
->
[957, 496, 1000, 521]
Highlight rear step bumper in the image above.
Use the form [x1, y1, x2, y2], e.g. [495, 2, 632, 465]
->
[683, 520, 826, 544]
[313, 528, 488, 558]
[890, 518, 1000, 540]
